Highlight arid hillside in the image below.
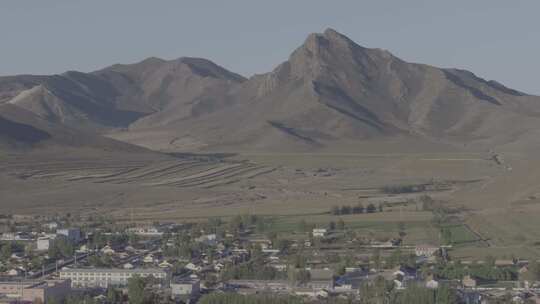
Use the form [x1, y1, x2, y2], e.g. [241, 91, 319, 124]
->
[1, 29, 540, 153]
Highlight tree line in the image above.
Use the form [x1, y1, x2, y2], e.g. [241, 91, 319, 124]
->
[330, 203, 382, 215]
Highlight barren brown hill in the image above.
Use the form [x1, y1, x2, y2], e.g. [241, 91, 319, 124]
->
[0, 103, 155, 155]
[0, 57, 245, 134]
[112, 29, 540, 152]
[2, 28, 540, 153]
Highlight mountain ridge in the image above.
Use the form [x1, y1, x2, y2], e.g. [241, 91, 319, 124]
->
[2, 28, 539, 153]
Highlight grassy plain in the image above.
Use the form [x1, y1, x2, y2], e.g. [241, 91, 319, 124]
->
[3, 149, 540, 259]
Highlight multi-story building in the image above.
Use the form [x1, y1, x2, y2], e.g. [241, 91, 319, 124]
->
[59, 268, 169, 288]
[0, 279, 71, 303]
[56, 228, 81, 243]
[37, 237, 54, 251]
[125, 226, 163, 237]
[414, 245, 440, 257]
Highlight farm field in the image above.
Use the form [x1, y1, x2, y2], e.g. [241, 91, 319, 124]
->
[3, 149, 540, 259]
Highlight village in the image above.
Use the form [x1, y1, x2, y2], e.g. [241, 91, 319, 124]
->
[1, 211, 540, 304]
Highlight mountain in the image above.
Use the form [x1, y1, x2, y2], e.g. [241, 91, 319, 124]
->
[0, 103, 153, 154]
[97, 57, 246, 128]
[2, 28, 540, 153]
[0, 57, 245, 132]
[113, 28, 540, 152]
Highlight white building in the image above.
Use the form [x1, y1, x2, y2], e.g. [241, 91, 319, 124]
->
[143, 254, 155, 264]
[101, 246, 115, 255]
[123, 263, 134, 269]
[59, 268, 169, 288]
[37, 237, 53, 251]
[312, 228, 327, 238]
[196, 234, 217, 246]
[43, 222, 59, 230]
[185, 263, 202, 272]
[171, 279, 200, 298]
[126, 227, 163, 236]
[415, 245, 440, 257]
[426, 279, 439, 289]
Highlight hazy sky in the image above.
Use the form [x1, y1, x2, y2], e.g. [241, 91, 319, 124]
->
[1, 1, 539, 94]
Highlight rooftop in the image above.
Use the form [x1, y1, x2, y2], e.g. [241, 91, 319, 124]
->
[60, 268, 167, 274]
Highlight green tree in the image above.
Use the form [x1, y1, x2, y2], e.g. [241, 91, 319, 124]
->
[297, 220, 307, 233]
[107, 286, 121, 303]
[353, 203, 365, 214]
[1, 243, 12, 261]
[128, 275, 146, 304]
[522, 260, 540, 282]
[337, 218, 345, 230]
[340, 205, 352, 215]
[436, 283, 459, 304]
[366, 203, 377, 213]
[328, 221, 336, 231]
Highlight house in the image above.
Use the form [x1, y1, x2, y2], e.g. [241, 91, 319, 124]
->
[143, 254, 155, 264]
[196, 234, 217, 246]
[7, 268, 22, 276]
[159, 260, 173, 268]
[495, 259, 515, 267]
[10, 253, 23, 261]
[426, 279, 439, 289]
[393, 279, 405, 289]
[312, 228, 327, 238]
[307, 269, 334, 290]
[101, 245, 115, 255]
[345, 267, 362, 273]
[415, 245, 440, 257]
[1, 232, 31, 241]
[43, 222, 59, 230]
[185, 262, 202, 272]
[270, 263, 288, 271]
[262, 249, 280, 254]
[462, 275, 477, 288]
[392, 266, 417, 280]
[171, 279, 201, 298]
[214, 262, 225, 272]
[77, 244, 89, 253]
[123, 263, 134, 269]
[293, 288, 329, 298]
[227, 280, 290, 292]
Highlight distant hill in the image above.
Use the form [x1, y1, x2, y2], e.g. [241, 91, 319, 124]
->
[0, 104, 153, 154]
[2, 28, 540, 153]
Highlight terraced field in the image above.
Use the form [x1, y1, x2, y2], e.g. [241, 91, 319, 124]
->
[1, 156, 275, 189]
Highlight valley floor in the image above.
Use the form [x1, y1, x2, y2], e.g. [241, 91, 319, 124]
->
[2, 149, 540, 259]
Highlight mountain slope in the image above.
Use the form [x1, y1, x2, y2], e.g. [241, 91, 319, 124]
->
[114, 28, 540, 152]
[2, 28, 540, 153]
[97, 57, 246, 128]
[0, 104, 154, 154]
[0, 57, 245, 132]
